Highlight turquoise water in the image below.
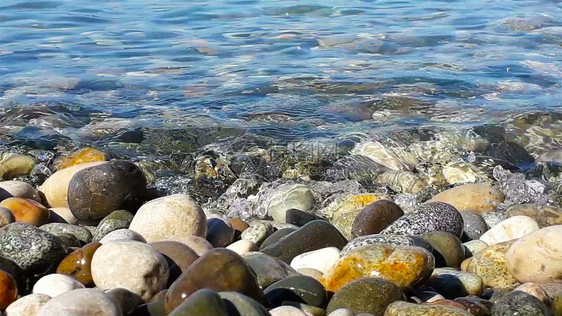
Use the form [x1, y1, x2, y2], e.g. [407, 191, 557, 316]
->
[0, 0, 561, 146]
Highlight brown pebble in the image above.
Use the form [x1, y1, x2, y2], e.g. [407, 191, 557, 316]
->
[0, 197, 49, 226]
[0, 269, 18, 310]
[56, 242, 102, 286]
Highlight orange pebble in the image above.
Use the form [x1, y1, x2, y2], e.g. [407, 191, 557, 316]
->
[0, 197, 49, 226]
[0, 269, 18, 310]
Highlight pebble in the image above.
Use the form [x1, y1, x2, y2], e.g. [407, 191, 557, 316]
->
[290, 247, 340, 274]
[459, 210, 488, 240]
[4, 293, 50, 316]
[168, 289, 228, 315]
[463, 240, 488, 256]
[54, 147, 108, 171]
[39, 161, 105, 208]
[226, 239, 258, 255]
[68, 160, 147, 224]
[514, 283, 551, 305]
[266, 184, 315, 223]
[93, 210, 134, 241]
[129, 194, 207, 242]
[241, 220, 274, 246]
[0, 154, 35, 180]
[99, 228, 146, 244]
[32, 274, 84, 297]
[479, 215, 539, 245]
[219, 291, 269, 316]
[505, 225, 562, 283]
[37, 288, 121, 316]
[426, 268, 483, 298]
[326, 277, 404, 315]
[285, 208, 323, 227]
[56, 242, 102, 286]
[0, 198, 49, 227]
[297, 268, 323, 281]
[453, 297, 492, 316]
[321, 243, 434, 292]
[269, 305, 307, 316]
[0, 207, 15, 228]
[131, 302, 165, 316]
[381, 202, 464, 238]
[206, 218, 235, 247]
[261, 220, 348, 264]
[0, 223, 66, 276]
[351, 199, 404, 238]
[264, 275, 327, 308]
[466, 241, 519, 290]
[341, 234, 433, 256]
[165, 249, 263, 313]
[491, 290, 552, 316]
[104, 287, 144, 315]
[430, 184, 504, 214]
[0, 256, 27, 294]
[0, 181, 40, 202]
[328, 308, 354, 316]
[39, 223, 92, 245]
[228, 218, 249, 236]
[384, 300, 472, 315]
[173, 235, 213, 256]
[352, 140, 418, 171]
[242, 252, 299, 288]
[91, 240, 169, 301]
[149, 241, 199, 274]
[48, 208, 77, 224]
[504, 203, 562, 228]
[421, 231, 465, 268]
[260, 227, 297, 250]
[0, 270, 18, 310]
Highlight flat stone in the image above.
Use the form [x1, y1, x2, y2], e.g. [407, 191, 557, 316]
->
[93, 210, 134, 241]
[241, 221, 274, 246]
[491, 290, 552, 316]
[430, 184, 504, 214]
[479, 215, 539, 245]
[264, 275, 327, 308]
[165, 249, 263, 313]
[426, 268, 483, 298]
[242, 252, 300, 289]
[37, 288, 121, 316]
[290, 247, 340, 275]
[266, 184, 315, 224]
[0, 180, 40, 202]
[341, 234, 433, 257]
[32, 273, 84, 297]
[421, 231, 465, 268]
[0, 198, 49, 227]
[5, 293, 50, 316]
[381, 202, 464, 238]
[129, 194, 207, 242]
[321, 244, 434, 292]
[384, 301, 472, 316]
[466, 241, 519, 290]
[504, 203, 562, 228]
[91, 240, 169, 300]
[351, 200, 403, 238]
[326, 277, 404, 315]
[261, 220, 348, 264]
[226, 240, 258, 255]
[459, 210, 488, 240]
[99, 228, 146, 244]
[219, 291, 269, 316]
[39, 223, 92, 245]
[206, 218, 235, 248]
[0, 269, 18, 310]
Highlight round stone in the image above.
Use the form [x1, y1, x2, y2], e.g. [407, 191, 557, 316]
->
[459, 210, 488, 240]
[0, 180, 40, 202]
[56, 242, 102, 286]
[68, 160, 147, 225]
[430, 184, 504, 214]
[479, 215, 539, 245]
[226, 240, 258, 255]
[129, 194, 206, 242]
[466, 241, 519, 290]
[243, 252, 300, 289]
[104, 287, 144, 315]
[0, 198, 49, 227]
[5, 293, 50, 316]
[351, 200, 404, 238]
[93, 210, 134, 241]
[0, 154, 35, 180]
[491, 290, 552, 316]
[167, 289, 228, 316]
[0, 223, 66, 277]
[150, 241, 199, 285]
[165, 249, 263, 313]
[0, 256, 28, 294]
[326, 277, 404, 315]
[37, 288, 121, 316]
[99, 228, 146, 244]
[421, 231, 465, 268]
[219, 291, 269, 316]
[39, 223, 92, 245]
[384, 301, 472, 316]
[328, 308, 354, 316]
[91, 240, 169, 301]
[290, 247, 340, 275]
[297, 268, 323, 281]
[269, 305, 307, 316]
[228, 218, 249, 236]
[241, 221, 274, 246]
[505, 225, 562, 283]
[259, 227, 297, 250]
[321, 244, 435, 292]
[32, 274, 85, 297]
[286, 209, 323, 227]
[0, 206, 15, 228]
[514, 283, 551, 305]
[264, 275, 327, 308]
[0, 269, 18, 309]
[463, 240, 488, 257]
[505, 203, 562, 228]
[206, 218, 235, 248]
[174, 235, 213, 256]
[453, 297, 492, 316]
[381, 202, 464, 238]
[341, 234, 433, 257]
[266, 184, 315, 224]
[426, 268, 483, 298]
[39, 162, 106, 208]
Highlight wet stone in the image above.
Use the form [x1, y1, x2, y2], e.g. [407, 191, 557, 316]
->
[341, 234, 433, 257]
[266, 184, 315, 224]
[55, 147, 108, 171]
[0, 197, 49, 227]
[0, 180, 40, 202]
[491, 290, 553, 316]
[243, 252, 300, 289]
[0, 256, 28, 294]
[131, 302, 167, 316]
[290, 247, 340, 275]
[167, 289, 228, 316]
[259, 227, 297, 250]
[453, 297, 492, 316]
[426, 268, 484, 298]
[466, 241, 519, 290]
[264, 275, 327, 308]
[206, 218, 235, 248]
[285, 208, 324, 227]
[37, 288, 121, 316]
[460, 210, 489, 241]
[421, 231, 465, 268]
[39, 223, 92, 245]
[241, 221, 274, 246]
[351, 200, 404, 238]
[504, 203, 562, 228]
[430, 184, 504, 214]
[219, 291, 270, 316]
[56, 242, 102, 286]
[93, 210, 134, 241]
[384, 301, 472, 316]
[105, 287, 145, 316]
[0, 269, 18, 310]
[0, 206, 14, 228]
[150, 241, 199, 286]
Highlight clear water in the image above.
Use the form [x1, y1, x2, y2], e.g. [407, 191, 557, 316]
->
[0, 0, 561, 146]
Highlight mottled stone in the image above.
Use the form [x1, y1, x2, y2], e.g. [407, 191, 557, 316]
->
[37, 288, 121, 316]
[0, 223, 66, 277]
[266, 184, 315, 223]
[341, 234, 433, 257]
[460, 211, 488, 240]
[0, 207, 15, 228]
[381, 202, 464, 238]
[105, 287, 144, 316]
[226, 240, 258, 255]
[99, 228, 146, 244]
[384, 301, 472, 315]
[55, 148, 108, 171]
[0, 181, 40, 202]
[0, 198, 49, 227]
[5, 293, 50, 316]
[430, 184, 504, 214]
[421, 231, 465, 268]
[290, 247, 340, 274]
[491, 290, 552, 316]
[260, 227, 297, 250]
[505, 225, 562, 283]
[466, 241, 519, 290]
[351, 200, 404, 238]
[241, 221, 274, 246]
[91, 240, 169, 301]
[206, 218, 235, 248]
[39, 223, 92, 245]
[165, 249, 263, 313]
[68, 160, 147, 224]
[514, 283, 551, 305]
[129, 194, 206, 242]
[32, 273, 84, 297]
[261, 220, 348, 264]
[326, 277, 404, 315]
[427, 268, 483, 298]
[0, 269, 18, 310]
[479, 216, 539, 245]
[264, 275, 327, 308]
[504, 204, 562, 228]
[56, 242, 102, 286]
[219, 292, 269, 316]
[242, 252, 300, 289]
[93, 210, 134, 241]
[321, 244, 434, 292]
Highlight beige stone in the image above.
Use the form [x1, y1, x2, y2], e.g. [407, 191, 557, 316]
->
[226, 240, 258, 255]
[480, 216, 539, 245]
[33, 274, 85, 297]
[5, 294, 51, 316]
[37, 288, 120, 316]
[430, 184, 504, 213]
[0, 181, 41, 202]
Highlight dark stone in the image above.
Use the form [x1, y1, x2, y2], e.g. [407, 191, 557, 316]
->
[149, 290, 168, 303]
[264, 275, 327, 308]
[105, 287, 144, 315]
[94, 210, 134, 241]
[219, 292, 270, 316]
[421, 231, 465, 268]
[261, 220, 348, 264]
[381, 202, 464, 238]
[0, 223, 66, 279]
[68, 160, 147, 225]
[168, 289, 228, 316]
[491, 291, 553, 315]
[326, 277, 404, 315]
[454, 297, 492, 316]
[0, 255, 29, 294]
[39, 223, 93, 245]
[56, 233, 81, 249]
[351, 200, 404, 238]
[243, 252, 300, 289]
[206, 218, 235, 248]
[259, 228, 297, 250]
[150, 241, 199, 286]
[131, 302, 167, 316]
[164, 249, 263, 313]
[460, 211, 488, 241]
[0, 188, 11, 203]
[285, 209, 324, 227]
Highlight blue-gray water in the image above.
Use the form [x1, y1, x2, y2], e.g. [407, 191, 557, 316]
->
[0, 0, 561, 152]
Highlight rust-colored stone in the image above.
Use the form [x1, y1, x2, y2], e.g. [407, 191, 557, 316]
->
[0, 269, 18, 310]
[56, 242, 102, 286]
[0, 197, 49, 226]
